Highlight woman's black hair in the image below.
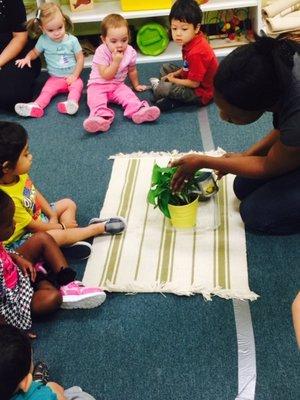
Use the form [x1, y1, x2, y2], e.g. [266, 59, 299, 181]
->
[169, 0, 203, 28]
[0, 121, 28, 178]
[214, 35, 300, 111]
[0, 325, 31, 400]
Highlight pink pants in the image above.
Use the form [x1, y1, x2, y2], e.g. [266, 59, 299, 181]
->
[87, 82, 149, 123]
[35, 76, 83, 109]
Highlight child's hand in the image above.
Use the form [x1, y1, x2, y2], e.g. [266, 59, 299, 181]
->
[112, 49, 124, 63]
[18, 258, 36, 282]
[15, 57, 31, 68]
[66, 74, 77, 85]
[134, 84, 147, 92]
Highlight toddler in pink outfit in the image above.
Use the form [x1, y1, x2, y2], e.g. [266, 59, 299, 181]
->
[84, 13, 160, 133]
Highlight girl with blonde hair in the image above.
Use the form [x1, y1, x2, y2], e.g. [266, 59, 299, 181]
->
[15, 2, 84, 118]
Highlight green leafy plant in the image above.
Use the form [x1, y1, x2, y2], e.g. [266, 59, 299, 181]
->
[147, 163, 207, 219]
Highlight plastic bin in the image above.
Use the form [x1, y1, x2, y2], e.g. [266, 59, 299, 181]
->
[120, 0, 172, 11]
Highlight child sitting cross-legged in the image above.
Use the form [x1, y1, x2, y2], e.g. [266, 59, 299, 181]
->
[0, 121, 126, 259]
[0, 190, 107, 338]
[150, 0, 218, 112]
[0, 325, 96, 400]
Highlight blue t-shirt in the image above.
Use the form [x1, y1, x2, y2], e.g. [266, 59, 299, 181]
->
[11, 381, 57, 400]
[35, 33, 82, 77]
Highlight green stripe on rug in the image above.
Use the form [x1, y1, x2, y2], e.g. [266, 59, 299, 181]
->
[100, 159, 140, 286]
[158, 222, 176, 284]
[214, 177, 230, 289]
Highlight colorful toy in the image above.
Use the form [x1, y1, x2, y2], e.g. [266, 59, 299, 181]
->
[136, 23, 169, 56]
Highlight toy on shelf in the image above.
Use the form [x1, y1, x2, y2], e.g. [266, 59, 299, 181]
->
[69, 0, 94, 12]
[136, 23, 169, 56]
[201, 8, 254, 45]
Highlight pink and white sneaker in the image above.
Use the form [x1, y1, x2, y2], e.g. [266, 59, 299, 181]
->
[132, 106, 160, 124]
[57, 100, 79, 115]
[83, 116, 111, 133]
[60, 281, 106, 309]
[15, 102, 44, 118]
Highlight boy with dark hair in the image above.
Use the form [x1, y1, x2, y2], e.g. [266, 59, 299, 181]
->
[0, 325, 96, 400]
[150, 0, 218, 111]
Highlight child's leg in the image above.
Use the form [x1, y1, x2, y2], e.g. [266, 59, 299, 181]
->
[16, 232, 69, 274]
[67, 77, 83, 104]
[57, 77, 84, 115]
[292, 292, 300, 348]
[15, 76, 68, 118]
[55, 198, 78, 227]
[110, 83, 160, 123]
[83, 83, 114, 133]
[159, 63, 180, 78]
[31, 280, 62, 315]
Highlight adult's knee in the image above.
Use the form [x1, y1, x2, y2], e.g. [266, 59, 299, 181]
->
[239, 199, 299, 235]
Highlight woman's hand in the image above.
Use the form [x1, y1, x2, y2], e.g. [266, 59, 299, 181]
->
[134, 84, 147, 92]
[17, 257, 36, 282]
[15, 56, 31, 68]
[170, 154, 202, 192]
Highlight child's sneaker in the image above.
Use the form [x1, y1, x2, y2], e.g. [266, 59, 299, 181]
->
[60, 281, 106, 309]
[154, 98, 185, 112]
[89, 216, 127, 235]
[57, 100, 79, 115]
[132, 106, 160, 124]
[15, 102, 44, 118]
[149, 77, 160, 90]
[61, 241, 92, 260]
[83, 116, 111, 133]
[33, 361, 50, 385]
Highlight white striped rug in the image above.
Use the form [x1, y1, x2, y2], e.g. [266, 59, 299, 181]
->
[83, 152, 258, 300]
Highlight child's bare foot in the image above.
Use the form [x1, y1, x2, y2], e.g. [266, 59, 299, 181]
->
[57, 100, 79, 115]
[132, 106, 160, 124]
[15, 102, 44, 118]
[83, 116, 111, 133]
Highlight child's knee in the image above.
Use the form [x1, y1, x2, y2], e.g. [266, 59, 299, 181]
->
[61, 198, 77, 211]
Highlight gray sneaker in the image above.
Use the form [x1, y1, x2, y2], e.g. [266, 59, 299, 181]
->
[89, 216, 127, 235]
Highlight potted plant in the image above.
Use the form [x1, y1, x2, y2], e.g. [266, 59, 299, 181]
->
[147, 163, 217, 228]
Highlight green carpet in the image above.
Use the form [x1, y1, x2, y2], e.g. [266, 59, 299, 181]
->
[0, 64, 299, 399]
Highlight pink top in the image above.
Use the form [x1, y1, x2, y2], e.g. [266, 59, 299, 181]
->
[88, 43, 137, 86]
[0, 244, 18, 289]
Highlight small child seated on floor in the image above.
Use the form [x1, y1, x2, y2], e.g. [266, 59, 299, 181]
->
[0, 190, 106, 337]
[150, 0, 218, 112]
[83, 13, 160, 133]
[0, 121, 126, 260]
[0, 324, 96, 400]
[15, 2, 84, 118]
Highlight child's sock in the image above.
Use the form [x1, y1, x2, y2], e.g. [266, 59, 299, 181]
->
[132, 106, 160, 124]
[14, 102, 44, 118]
[57, 100, 79, 115]
[83, 116, 111, 133]
[149, 77, 160, 90]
